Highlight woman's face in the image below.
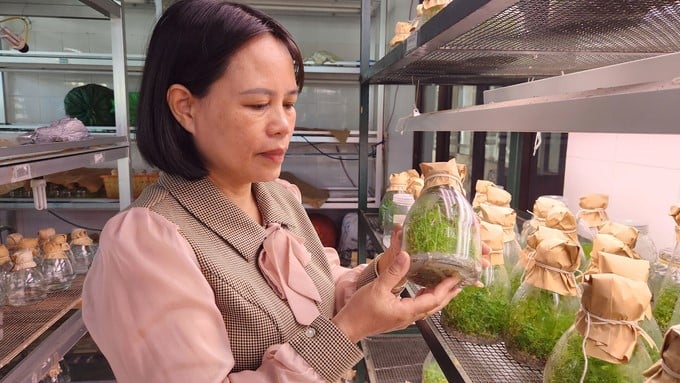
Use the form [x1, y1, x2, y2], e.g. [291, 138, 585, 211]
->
[188, 34, 298, 186]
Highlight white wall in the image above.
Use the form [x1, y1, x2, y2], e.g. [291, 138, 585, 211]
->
[563, 132, 680, 251]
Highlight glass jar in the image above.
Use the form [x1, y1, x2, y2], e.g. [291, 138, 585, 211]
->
[652, 244, 680, 334]
[52, 234, 88, 274]
[7, 248, 48, 306]
[69, 228, 96, 272]
[543, 274, 657, 383]
[504, 236, 581, 369]
[402, 160, 482, 288]
[382, 193, 414, 248]
[421, 352, 446, 383]
[379, 172, 409, 234]
[441, 221, 511, 344]
[40, 241, 76, 292]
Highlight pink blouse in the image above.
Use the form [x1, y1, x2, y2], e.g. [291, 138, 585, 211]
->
[82, 206, 367, 383]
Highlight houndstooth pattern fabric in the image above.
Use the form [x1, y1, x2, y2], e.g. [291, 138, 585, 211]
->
[131, 173, 365, 382]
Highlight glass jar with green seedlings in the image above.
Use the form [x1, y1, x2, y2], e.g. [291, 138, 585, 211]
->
[379, 171, 410, 234]
[441, 221, 511, 344]
[402, 159, 482, 289]
[478, 203, 521, 275]
[504, 236, 581, 369]
[421, 352, 447, 383]
[543, 274, 657, 383]
[652, 205, 680, 333]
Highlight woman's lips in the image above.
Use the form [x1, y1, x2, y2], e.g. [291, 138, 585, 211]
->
[260, 148, 286, 164]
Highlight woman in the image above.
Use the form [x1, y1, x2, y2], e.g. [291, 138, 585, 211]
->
[82, 1, 476, 382]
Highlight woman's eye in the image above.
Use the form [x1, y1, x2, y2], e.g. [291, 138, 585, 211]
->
[249, 104, 268, 110]
[284, 102, 296, 109]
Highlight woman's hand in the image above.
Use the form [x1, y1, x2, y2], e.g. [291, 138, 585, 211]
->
[331, 225, 490, 343]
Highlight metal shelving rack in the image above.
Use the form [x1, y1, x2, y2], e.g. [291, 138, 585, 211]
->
[0, 1, 130, 381]
[358, 0, 680, 382]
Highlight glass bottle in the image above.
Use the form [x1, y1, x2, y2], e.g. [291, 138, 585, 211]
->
[576, 193, 610, 259]
[509, 225, 567, 293]
[69, 228, 96, 272]
[379, 171, 410, 234]
[504, 236, 581, 369]
[421, 352, 446, 383]
[620, 220, 658, 265]
[0, 244, 13, 284]
[519, 195, 567, 248]
[382, 193, 414, 248]
[441, 221, 511, 344]
[471, 179, 497, 210]
[652, 205, 680, 334]
[7, 245, 48, 306]
[543, 274, 656, 383]
[478, 203, 521, 275]
[37, 227, 57, 266]
[642, 324, 680, 383]
[402, 159, 482, 288]
[40, 240, 76, 292]
[52, 234, 88, 275]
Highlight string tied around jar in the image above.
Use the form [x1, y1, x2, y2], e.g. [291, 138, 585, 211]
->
[423, 172, 464, 193]
[578, 309, 657, 383]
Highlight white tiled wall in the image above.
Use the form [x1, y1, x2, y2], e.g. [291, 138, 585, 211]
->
[564, 132, 680, 251]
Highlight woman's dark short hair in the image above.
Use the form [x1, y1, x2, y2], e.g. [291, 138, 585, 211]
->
[136, 0, 304, 180]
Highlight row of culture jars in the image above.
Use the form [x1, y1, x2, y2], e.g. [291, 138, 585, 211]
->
[650, 206, 680, 336]
[0, 228, 97, 307]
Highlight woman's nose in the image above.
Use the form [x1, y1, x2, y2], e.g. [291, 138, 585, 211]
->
[269, 106, 295, 136]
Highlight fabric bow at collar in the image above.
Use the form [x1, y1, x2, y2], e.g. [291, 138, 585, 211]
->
[258, 223, 322, 325]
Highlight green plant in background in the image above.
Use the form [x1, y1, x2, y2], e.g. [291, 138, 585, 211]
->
[404, 201, 457, 254]
[505, 287, 578, 368]
[441, 275, 510, 343]
[378, 195, 394, 234]
[544, 329, 656, 383]
[580, 240, 593, 259]
[653, 282, 680, 332]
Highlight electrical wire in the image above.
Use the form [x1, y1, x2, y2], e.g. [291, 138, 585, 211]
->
[46, 209, 103, 232]
[337, 145, 358, 187]
[298, 135, 359, 161]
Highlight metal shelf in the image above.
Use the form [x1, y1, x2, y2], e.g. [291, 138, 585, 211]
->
[0, 198, 120, 210]
[0, 277, 86, 381]
[0, 50, 359, 79]
[364, 0, 680, 85]
[360, 211, 543, 383]
[0, 142, 128, 186]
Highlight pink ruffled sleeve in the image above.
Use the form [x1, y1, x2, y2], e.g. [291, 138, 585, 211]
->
[82, 208, 326, 383]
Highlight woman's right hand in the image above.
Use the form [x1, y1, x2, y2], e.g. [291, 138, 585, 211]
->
[330, 228, 464, 343]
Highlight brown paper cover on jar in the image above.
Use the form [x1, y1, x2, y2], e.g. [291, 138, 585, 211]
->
[524, 236, 581, 296]
[420, 159, 465, 193]
[406, 177, 424, 199]
[600, 221, 639, 249]
[578, 193, 610, 229]
[11, 248, 37, 271]
[597, 253, 653, 320]
[472, 180, 495, 208]
[386, 172, 409, 192]
[585, 233, 639, 275]
[480, 221, 504, 266]
[643, 324, 680, 383]
[37, 227, 56, 246]
[71, 228, 94, 246]
[6, 232, 23, 252]
[42, 241, 68, 260]
[0, 244, 10, 266]
[518, 226, 571, 268]
[478, 203, 516, 243]
[546, 205, 578, 242]
[533, 196, 567, 220]
[486, 186, 512, 207]
[669, 205, 680, 241]
[575, 274, 653, 364]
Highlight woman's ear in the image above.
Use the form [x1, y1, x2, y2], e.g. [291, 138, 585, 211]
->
[166, 84, 196, 134]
